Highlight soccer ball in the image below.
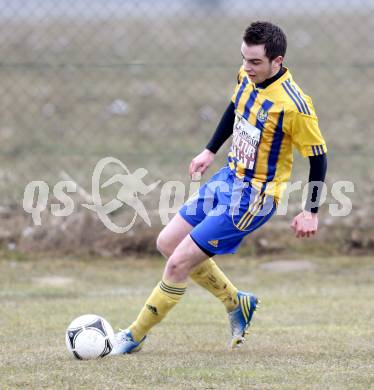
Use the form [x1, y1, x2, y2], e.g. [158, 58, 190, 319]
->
[65, 314, 114, 360]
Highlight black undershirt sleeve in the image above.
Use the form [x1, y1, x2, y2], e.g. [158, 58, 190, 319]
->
[305, 154, 328, 213]
[206, 101, 235, 154]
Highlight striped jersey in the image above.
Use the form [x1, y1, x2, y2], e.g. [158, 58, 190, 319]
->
[229, 66, 327, 203]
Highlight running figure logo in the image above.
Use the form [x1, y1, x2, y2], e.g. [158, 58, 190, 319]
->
[82, 157, 160, 233]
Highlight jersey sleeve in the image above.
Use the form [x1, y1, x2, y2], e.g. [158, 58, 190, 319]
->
[289, 108, 327, 158]
[231, 66, 245, 104]
[287, 90, 327, 157]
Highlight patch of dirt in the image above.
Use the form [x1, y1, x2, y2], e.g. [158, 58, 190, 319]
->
[259, 260, 315, 272]
[33, 276, 74, 286]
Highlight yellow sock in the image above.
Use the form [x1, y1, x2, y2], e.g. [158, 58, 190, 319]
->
[190, 258, 239, 312]
[129, 278, 187, 342]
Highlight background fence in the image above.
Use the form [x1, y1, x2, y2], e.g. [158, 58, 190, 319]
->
[0, 0, 373, 252]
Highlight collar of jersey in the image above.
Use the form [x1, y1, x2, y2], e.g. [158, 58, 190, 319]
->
[250, 67, 291, 93]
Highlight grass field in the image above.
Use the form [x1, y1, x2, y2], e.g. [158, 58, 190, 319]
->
[1, 253, 373, 389]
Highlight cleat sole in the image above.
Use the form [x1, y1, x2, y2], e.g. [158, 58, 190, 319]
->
[230, 336, 245, 349]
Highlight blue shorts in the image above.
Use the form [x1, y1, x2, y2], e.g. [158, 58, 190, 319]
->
[179, 166, 276, 255]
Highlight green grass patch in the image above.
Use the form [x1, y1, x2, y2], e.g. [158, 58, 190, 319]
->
[0, 255, 373, 389]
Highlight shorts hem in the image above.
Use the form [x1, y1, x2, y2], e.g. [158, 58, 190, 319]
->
[178, 210, 198, 227]
[189, 233, 216, 257]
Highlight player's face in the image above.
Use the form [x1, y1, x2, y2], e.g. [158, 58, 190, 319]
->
[241, 42, 282, 84]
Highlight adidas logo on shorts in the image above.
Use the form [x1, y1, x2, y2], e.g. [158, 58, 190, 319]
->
[208, 240, 219, 247]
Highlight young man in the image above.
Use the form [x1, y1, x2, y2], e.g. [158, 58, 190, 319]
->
[112, 21, 327, 354]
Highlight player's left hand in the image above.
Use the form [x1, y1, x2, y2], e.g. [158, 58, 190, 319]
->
[291, 210, 318, 238]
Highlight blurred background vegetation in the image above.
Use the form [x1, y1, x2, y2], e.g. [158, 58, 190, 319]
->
[0, 0, 373, 255]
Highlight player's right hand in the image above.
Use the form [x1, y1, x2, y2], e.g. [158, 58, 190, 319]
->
[291, 210, 318, 238]
[189, 149, 215, 178]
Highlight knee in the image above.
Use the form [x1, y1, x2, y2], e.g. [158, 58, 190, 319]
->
[165, 254, 190, 279]
[156, 231, 173, 258]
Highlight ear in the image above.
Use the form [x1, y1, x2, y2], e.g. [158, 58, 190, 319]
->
[273, 56, 284, 68]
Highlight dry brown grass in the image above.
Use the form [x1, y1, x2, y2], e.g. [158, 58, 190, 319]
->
[0, 254, 373, 389]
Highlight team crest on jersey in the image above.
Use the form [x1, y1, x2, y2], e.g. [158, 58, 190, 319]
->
[256, 108, 269, 123]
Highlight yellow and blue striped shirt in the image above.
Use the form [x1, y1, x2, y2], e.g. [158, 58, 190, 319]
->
[230, 66, 327, 203]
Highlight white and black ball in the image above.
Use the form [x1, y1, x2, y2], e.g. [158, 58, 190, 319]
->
[65, 314, 114, 360]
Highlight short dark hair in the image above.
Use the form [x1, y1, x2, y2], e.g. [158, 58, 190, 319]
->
[243, 21, 287, 60]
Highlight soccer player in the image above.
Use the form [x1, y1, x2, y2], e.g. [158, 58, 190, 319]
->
[112, 21, 327, 354]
